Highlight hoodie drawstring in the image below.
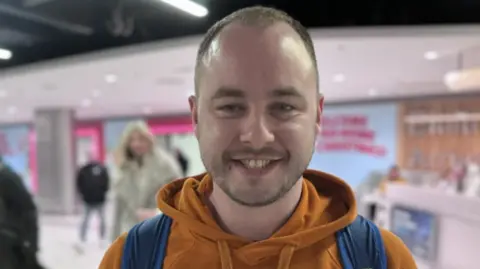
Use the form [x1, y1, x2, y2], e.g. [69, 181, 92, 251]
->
[277, 245, 295, 269]
[217, 241, 296, 269]
[218, 241, 233, 269]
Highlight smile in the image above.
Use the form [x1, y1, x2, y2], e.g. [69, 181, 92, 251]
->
[230, 158, 282, 177]
[240, 159, 271, 169]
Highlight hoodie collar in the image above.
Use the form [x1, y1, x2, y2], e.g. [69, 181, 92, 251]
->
[157, 169, 357, 266]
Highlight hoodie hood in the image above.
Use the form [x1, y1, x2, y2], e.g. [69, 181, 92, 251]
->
[157, 169, 357, 269]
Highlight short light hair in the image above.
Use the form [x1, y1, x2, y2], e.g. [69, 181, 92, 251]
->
[194, 6, 319, 95]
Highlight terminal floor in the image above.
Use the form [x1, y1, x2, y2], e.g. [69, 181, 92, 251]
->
[38, 214, 109, 269]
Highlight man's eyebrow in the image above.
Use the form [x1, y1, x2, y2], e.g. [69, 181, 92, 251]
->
[210, 86, 303, 100]
[270, 87, 303, 98]
[211, 87, 245, 100]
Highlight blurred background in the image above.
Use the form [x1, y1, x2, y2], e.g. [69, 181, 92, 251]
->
[0, 0, 479, 268]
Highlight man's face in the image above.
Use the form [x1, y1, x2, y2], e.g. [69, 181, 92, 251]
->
[191, 22, 323, 207]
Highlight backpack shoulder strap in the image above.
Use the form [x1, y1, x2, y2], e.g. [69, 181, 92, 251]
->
[336, 215, 387, 269]
[121, 213, 173, 269]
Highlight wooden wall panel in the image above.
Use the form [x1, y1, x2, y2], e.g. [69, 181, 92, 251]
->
[398, 96, 480, 172]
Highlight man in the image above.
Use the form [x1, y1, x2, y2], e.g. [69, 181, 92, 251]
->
[75, 153, 110, 252]
[100, 6, 416, 268]
[0, 157, 45, 269]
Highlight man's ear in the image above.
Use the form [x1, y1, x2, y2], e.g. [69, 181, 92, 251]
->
[188, 95, 198, 125]
[316, 94, 324, 126]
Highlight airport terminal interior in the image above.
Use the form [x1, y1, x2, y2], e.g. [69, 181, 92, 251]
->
[1, 1, 480, 269]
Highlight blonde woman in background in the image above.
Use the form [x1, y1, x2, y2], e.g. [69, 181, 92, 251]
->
[109, 121, 182, 241]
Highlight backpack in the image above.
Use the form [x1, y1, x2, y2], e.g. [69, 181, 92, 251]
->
[121, 214, 387, 269]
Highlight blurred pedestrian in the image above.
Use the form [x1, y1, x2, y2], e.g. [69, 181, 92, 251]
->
[109, 121, 182, 241]
[174, 148, 189, 176]
[0, 156, 45, 269]
[74, 152, 110, 253]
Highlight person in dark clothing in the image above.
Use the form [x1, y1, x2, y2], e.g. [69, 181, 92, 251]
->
[75, 155, 110, 252]
[0, 157, 45, 269]
[174, 148, 189, 176]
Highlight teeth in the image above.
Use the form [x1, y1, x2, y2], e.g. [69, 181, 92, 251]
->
[241, 159, 271, 169]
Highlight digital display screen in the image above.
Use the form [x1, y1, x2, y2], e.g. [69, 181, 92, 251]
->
[391, 206, 438, 262]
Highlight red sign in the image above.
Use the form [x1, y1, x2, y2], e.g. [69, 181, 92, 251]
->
[315, 115, 387, 157]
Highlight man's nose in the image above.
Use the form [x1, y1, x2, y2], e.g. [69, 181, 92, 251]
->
[239, 112, 274, 149]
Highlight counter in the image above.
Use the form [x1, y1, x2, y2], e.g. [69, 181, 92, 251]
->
[361, 184, 480, 269]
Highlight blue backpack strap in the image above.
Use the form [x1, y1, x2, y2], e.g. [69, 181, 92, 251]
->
[121, 214, 173, 269]
[336, 215, 387, 269]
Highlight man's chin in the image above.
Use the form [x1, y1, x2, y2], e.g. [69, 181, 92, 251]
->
[222, 178, 286, 207]
[227, 191, 280, 207]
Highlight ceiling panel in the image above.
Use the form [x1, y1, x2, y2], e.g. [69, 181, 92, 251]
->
[0, 26, 478, 124]
[0, 28, 40, 46]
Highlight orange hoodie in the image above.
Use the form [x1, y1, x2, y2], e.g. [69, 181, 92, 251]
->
[99, 170, 416, 269]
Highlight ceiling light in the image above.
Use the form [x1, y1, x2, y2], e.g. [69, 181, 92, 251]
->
[105, 74, 117, 84]
[333, 73, 345, 83]
[161, 0, 208, 17]
[81, 99, 92, 107]
[444, 68, 480, 91]
[0, 48, 12, 60]
[368, 88, 378, 96]
[7, 106, 17, 115]
[0, 90, 7, 98]
[424, 51, 439, 60]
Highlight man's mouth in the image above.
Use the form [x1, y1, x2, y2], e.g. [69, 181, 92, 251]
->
[239, 159, 273, 169]
[230, 158, 283, 176]
[228, 155, 285, 177]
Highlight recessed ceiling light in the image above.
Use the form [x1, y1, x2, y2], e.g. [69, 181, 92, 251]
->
[105, 74, 117, 84]
[368, 88, 378, 96]
[0, 48, 12, 60]
[0, 90, 7, 98]
[333, 73, 346, 83]
[7, 106, 17, 115]
[424, 51, 439, 60]
[92, 89, 101, 98]
[81, 99, 92, 107]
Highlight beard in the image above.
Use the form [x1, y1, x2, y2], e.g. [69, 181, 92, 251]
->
[197, 117, 318, 207]
[200, 143, 314, 207]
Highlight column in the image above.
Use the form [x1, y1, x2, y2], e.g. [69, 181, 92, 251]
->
[34, 108, 76, 214]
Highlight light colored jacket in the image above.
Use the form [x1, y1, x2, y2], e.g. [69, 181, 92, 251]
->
[109, 121, 182, 240]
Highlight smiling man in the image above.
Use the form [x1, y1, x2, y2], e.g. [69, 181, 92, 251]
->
[99, 6, 416, 269]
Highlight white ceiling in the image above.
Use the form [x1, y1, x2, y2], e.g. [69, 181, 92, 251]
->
[0, 25, 480, 124]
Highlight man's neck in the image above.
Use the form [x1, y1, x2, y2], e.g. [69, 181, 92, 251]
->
[207, 179, 303, 241]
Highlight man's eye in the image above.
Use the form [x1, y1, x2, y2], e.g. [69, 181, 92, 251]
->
[273, 103, 295, 112]
[218, 104, 244, 112]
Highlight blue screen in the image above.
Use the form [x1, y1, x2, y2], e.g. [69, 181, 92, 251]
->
[391, 206, 438, 262]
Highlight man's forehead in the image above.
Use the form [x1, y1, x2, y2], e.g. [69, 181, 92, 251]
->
[201, 22, 308, 68]
[196, 21, 317, 99]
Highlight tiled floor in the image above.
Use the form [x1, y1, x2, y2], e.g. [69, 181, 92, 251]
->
[38, 214, 110, 269]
